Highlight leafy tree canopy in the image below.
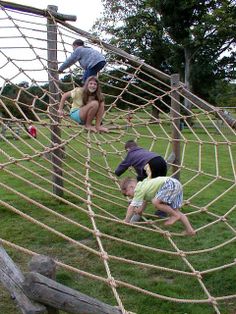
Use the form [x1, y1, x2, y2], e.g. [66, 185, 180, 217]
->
[96, 0, 236, 103]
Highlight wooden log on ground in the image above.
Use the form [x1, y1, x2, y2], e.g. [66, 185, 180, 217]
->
[23, 272, 122, 314]
[28, 255, 58, 314]
[0, 246, 46, 314]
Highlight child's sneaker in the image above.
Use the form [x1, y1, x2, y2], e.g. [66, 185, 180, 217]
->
[130, 214, 142, 223]
[154, 210, 167, 218]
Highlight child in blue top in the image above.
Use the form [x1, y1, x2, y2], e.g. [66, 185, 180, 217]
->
[58, 39, 106, 83]
[120, 176, 196, 236]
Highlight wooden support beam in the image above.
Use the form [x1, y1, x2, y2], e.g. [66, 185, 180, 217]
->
[47, 5, 64, 197]
[23, 272, 122, 314]
[0, 246, 46, 314]
[171, 74, 181, 180]
[0, 0, 77, 21]
[179, 87, 236, 130]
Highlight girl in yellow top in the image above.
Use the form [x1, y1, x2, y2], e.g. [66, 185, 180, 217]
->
[58, 76, 108, 133]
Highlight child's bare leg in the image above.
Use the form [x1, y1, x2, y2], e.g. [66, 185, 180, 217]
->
[97, 125, 108, 132]
[164, 215, 180, 226]
[95, 101, 108, 132]
[152, 199, 180, 225]
[177, 210, 196, 236]
[84, 125, 97, 132]
[84, 106, 98, 131]
[80, 101, 99, 131]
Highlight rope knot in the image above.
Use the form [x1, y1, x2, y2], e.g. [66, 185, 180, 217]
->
[88, 210, 95, 217]
[208, 297, 217, 305]
[100, 250, 109, 260]
[220, 216, 227, 222]
[183, 200, 190, 205]
[24, 154, 31, 160]
[94, 229, 101, 237]
[163, 231, 171, 238]
[178, 250, 186, 257]
[107, 276, 117, 287]
[194, 271, 202, 279]
[86, 200, 92, 206]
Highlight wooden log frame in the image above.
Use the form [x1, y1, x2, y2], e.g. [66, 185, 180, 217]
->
[0, 0, 77, 21]
[0, 245, 46, 314]
[0, 249, 122, 314]
[47, 5, 64, 197]
[171, 74, 181, 180]
[179, 87, 236, 130]
[23, 272, 122, 314]
[28, 255, 59, 314]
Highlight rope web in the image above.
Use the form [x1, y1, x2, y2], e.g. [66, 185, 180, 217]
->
[0, 3, 236, 314]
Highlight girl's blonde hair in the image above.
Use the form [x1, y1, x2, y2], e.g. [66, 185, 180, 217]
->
[82, 76, 104, 106]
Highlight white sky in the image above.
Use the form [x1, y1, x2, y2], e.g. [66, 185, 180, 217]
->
[4, 0, 104, 31]
[0, 0, 104, 85]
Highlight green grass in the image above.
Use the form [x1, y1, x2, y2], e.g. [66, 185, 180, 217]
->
[0, 120, 236, 314]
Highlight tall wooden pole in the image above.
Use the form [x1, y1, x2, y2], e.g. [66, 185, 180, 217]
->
[171, 74, 181, 180]
[47, 5, 64, 196]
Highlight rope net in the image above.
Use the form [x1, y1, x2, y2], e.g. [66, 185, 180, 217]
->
[0, 3, 236, 314]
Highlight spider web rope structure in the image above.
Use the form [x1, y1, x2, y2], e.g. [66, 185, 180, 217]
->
[0, 2, 236, 314]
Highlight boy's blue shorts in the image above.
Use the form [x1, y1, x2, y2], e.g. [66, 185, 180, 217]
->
[156, 178, 183, 209]
[70, 109, 84, 124]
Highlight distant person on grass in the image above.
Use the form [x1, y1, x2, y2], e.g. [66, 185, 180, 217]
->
[58, 39, 106, 84]
[58, 76, 108, 133]
[120, 176, 196, 236]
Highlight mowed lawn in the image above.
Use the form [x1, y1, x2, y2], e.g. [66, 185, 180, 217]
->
[0, 119, 236, 314]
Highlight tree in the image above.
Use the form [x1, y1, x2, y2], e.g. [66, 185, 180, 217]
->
[96, 0, 236, 103]
[155, 0, 236, 102]
[0, 82, 48, 120]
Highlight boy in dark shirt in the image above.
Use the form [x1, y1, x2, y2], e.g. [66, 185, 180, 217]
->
[115, 140, 167, 181]
[115, 140, 168, 218]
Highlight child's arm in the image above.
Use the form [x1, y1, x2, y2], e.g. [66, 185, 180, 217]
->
[124, 204, 135, 223]
[58, 49, 81, 73]
[134, 201, 147, 214]
[58, 91, 71, 116]
[124, 201, 147, 223]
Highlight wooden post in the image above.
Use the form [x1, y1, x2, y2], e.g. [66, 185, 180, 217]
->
[47, 5, 64, 196]
[28, 255, 58, 314]
[171, 74, 181, 180]
[0, 246, 46, 314]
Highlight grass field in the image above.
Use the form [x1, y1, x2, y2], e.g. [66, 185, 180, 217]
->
[0, 119, 236, 314]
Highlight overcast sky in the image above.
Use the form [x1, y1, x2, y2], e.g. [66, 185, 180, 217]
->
[0, 0, 104, 84]
[3, 0, 104, 31]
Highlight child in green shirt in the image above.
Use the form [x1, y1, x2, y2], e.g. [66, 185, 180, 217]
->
[120, 177, 195, 236]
